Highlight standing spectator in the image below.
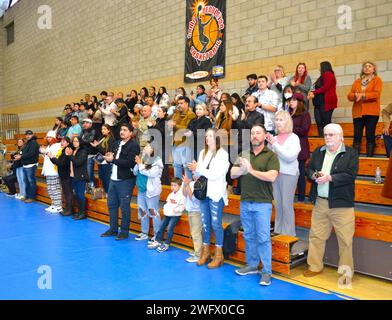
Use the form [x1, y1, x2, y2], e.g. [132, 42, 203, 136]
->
[304, 124, 358, 284]
[156, 86, 170, 107]
[101, 124, 140, 240]
[112, 99, 130, 139]
[282, 85, 295, 112]
[13, 139, 26, 201]
[126, 89, 139, 114]
[66, 116, 82, 139]
[40, 131, 62, 214]
[381, 103, 392, 157]
[219, 93, 241, 121]
[99, 91, 108, 106]
[63, 105, 73, 127]
[242, 74, 259, 101]
[153, 106, 170, 185]
[188, 128, 230, 269]
[268, 65, 289, 109]
[190, 85, 207, 110]
[185, 103, 212, 161]
[148, 178, 185, 252]
[206, 77, 222, 118]
[66, 136, 88, 220]
[90, 124, 116, 196]
[138, 105, 156, 149]
[290, 93, 311, 202]
[231, 124, 280, 286]
[347, 61, 383, 157]
[13, 130, 40, 203]
[231, 93, 246, 120]
[145, 96, 159, 120]
[89, 96, 103, 140]
[182, 174, 203, 263]
[169, 96, 196, 180]
[134, 143, 163, 242]
[308, 61, 338, 137]
[148, 86, 157, 100]
[237, 96, 265, 130]
[80, 118, 97, 193]
[266, 111, 301, 236]
[48, 137, 73, 216]
[99, 95, 118, 131]
[52, 117, 63, 135]
[290, 63, 312, 109]
[252, 75, 280, 134]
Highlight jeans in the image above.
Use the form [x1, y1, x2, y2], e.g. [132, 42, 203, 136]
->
[314, 107, 333, 137]
[156, 215, 181, 245]
[16, 167, 26, 197]
[107, 178, 136, 234]
[87, 156, 95, 187]
[172, 145, 193, 180]
[98, 164, 112, 193]
[240, 202, 272, 275]
[137, 192, 161, 236]
[384, 134, 392, 158]
[23, 165, 37, 199]
[353, 115, 379, 145]
[199, 197, 225, 246]
[72, 179, 86, 203]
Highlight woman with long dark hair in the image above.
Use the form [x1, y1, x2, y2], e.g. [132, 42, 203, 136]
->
[308, 61, 338, 137]
[190, 85, 207, 109]
[153, 106, 170, 185]
[155, 87, 170, 107]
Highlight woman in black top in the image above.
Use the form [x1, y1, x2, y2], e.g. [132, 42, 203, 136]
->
[90, 124, 116, 195]
[185, 103, 212, 160]
[126, 90, 138, 115]
[153, 106, 170, 185]
[49, 137, 73, 216]
[66, 136, 88, 220]
[230, 93, 246, 119]
[112, 100, 129, 140]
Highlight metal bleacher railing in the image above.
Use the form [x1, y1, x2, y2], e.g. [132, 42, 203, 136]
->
[0, 113, 19, 140]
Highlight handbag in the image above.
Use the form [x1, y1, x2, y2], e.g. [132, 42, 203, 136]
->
[193, 155, 214, 201]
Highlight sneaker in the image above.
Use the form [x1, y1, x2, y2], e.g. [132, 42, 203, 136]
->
[19, 196, 26, 201]
[23, 198, 34, 203]
[186, 255, 200, 263]
[147, 240, 160, 249]
[45, 205, 55, 212]
[235, 266, 260, 276]
[147, 236, 156, 245]
[188, 251, 195, 256]
[49, 206, 63, 214]
[135, 233, 148, 241]
[14, 193, 20, 199]
[259, 273, 271, 286]
[156, 243, 169, 253]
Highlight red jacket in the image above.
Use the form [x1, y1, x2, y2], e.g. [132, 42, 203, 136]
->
[313, 71, 338, 112]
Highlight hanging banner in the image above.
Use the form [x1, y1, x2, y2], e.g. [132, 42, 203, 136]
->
[184, 0, 226, 83]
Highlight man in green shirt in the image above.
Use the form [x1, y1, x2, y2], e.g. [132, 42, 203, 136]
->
[231, 124, 279, 286]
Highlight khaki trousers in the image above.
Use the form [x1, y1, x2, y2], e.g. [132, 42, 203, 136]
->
[307, 198, 355, 275]
[188, 211, 203, 257]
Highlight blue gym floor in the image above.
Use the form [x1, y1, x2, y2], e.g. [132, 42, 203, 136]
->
[0, 193, 342, 300]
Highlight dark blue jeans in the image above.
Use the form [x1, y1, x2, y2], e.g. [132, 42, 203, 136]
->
[156, 215, 181, 245]
[384, 134, 392, 158]
[98, 164, 112, 193]
[87, 157, 95, 186]
[23, 165, 37, 200]
[107, 178, 136, 234]
[72, 179, 86, 203]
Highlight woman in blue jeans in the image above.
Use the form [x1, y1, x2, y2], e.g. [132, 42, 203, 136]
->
[188, 128, 230, 269]
[66, 136, 88, 220]
[14, 138, 26, 200]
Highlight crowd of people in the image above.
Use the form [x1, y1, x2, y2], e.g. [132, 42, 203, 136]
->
[2, 60, 392, 287]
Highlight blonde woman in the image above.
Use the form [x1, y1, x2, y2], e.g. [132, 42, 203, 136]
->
[347, 61, 383, 157]
[266, 111, 301, 236]
[268, 65, 289, 109]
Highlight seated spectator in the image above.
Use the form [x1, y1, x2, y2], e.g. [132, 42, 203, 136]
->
[148, 178, 185, 253]
[57, 120, 69, 139]
[242, 73, 258, 101]
[268, 65, 289, 109]
[138, 87, 149, 106]
[219, 93, 240, 121]
[347, 61, 383, 157]
[125, 89, 139, 114]
[133, 143, 164, 243]
[145, 96, 159, 120]
[381, 103, 392, 157]
[63, 105, 73, 127]
[78, 103, 89, 124]
[66, 116, 82, 139]
[190, 85, 207, 110]
[156, 86, 170, 107]
[53, 117, 63, 134]
[289, 93, 311, 202]
[266, 111, 301, 236]
[148, 87, 156, 101]
[182, 174, 203, 263]
[231, 93, 246, 120]
[252, 75, 280, 134]
[290, 63, 312, 109]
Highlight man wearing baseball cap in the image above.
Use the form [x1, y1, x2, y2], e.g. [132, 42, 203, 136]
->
[13, 130, 40, 203]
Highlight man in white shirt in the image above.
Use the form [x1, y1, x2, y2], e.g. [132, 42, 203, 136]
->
[252, 75, 280, 134]
[99, 95, 118, 127]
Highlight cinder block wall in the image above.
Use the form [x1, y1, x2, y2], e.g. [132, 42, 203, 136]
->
[1, 0, 392, 133]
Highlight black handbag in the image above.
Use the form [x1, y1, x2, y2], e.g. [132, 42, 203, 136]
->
[193, 155, 214, 201]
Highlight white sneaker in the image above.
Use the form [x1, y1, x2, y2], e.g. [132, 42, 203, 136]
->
[147, 240, 160, 249]
[135, 233, 148, 241]
[15, 194, 20, 199]
[45, 205, 55, 212]
[19, 196, 26, 201]
[188, 251, 195, 256]
[49, 206, 63, 214]
[186, 255, 200, 263]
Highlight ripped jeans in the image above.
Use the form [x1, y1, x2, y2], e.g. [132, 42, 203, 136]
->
[199, 197, 225, 247]
[137, 191, 161, 237]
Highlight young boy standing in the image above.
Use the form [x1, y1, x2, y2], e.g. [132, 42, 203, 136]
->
[148, 178, 185, 252]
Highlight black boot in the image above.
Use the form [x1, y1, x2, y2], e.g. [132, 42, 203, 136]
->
[317, 125, 324, 138]
[74, 199, 87, 220]
[353, 142, 361, 156]
[366, 143, 375, 157]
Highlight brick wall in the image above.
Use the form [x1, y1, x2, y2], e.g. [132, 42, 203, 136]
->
[1, 0, 392, 132]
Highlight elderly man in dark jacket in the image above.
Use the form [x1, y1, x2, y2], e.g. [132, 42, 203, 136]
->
[304, 123, 358, 285]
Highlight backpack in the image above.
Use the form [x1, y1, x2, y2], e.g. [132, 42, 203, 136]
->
[222, 220, 242, 259]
